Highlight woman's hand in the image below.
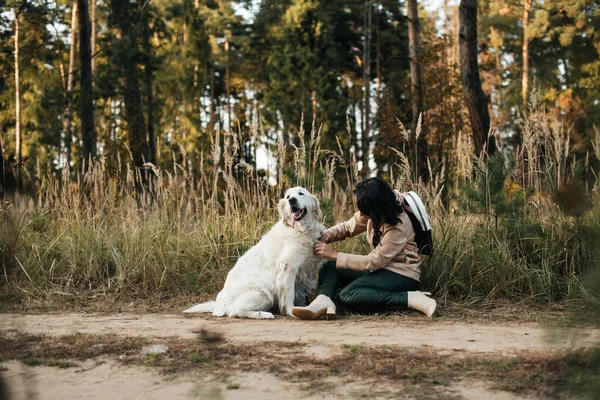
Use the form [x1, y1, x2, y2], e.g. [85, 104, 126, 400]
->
[319, 230, 332, 243]
[313, 241, 338, 260]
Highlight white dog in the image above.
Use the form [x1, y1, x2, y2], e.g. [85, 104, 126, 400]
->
[184, 187, 325, 319]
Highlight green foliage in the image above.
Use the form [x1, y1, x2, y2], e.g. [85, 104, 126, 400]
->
[479, 0, 600, 150]
[423, 210, 600, 302]
[424, 147, 600, 302]
[22, 357, 43, 366]
[1, 0, 598, 196]
[555, 177, 593, 218]
[187, 352, 206, 364]
[1, 0, 600, 311]
[2, 105, 599, 307]
[341, 344, 362, 355]
[459, 152, 530, 219]
[558, 347, 600, 399]
[47, 359, 73, 369]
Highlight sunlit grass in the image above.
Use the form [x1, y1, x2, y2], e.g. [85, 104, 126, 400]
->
[1, 96, 599, 306]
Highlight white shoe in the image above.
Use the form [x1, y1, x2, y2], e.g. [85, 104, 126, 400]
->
[291, 294, 336, 320]
[407, 291, 437, 318]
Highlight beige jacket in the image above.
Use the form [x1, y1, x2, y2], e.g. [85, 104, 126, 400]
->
[321, 211, 421, 281]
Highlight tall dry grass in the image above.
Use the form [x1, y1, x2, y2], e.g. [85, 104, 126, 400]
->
[1, 95, 600, 307]
[424, 90, 600, 303]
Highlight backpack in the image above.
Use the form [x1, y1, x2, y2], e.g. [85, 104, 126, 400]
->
[396, 191, 433, 256]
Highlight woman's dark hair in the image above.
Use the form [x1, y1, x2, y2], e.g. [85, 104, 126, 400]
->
[354, 177, 404, 247]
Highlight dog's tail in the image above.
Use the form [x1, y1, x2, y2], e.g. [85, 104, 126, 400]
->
[183, 300, 216, 314]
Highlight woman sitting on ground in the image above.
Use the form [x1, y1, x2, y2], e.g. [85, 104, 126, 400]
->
[292, 177, 436, 320]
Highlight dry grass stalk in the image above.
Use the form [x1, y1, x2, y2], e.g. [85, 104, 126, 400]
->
[593, 125, 600, 162]
[276, 131, 286, 188]
[415, 112, 423, 140]
[297, 114, 307, 181]
[397, 118, 409, 142]
[454, 131, 474, 184]
[389, 148, 412, 191]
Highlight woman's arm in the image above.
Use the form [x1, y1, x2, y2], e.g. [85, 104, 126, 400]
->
[336, 224, 408, 270]
[320, 211, 369, 243]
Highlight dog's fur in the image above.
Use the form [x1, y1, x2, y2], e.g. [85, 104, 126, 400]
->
[184, 187, 325, 319]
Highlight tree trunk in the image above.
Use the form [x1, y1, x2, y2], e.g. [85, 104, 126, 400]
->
[0, 133, 4, 198]
[459, 0, 496, 155]
[91, 0, 97, 76]
[142, 5, 157, 166]
[407, 0, 428, 180]
[65, 2, 77, 166]
[522, 0, 532, 105]
[311, 90, 317, 121]
[210, 67, 215, 132]
[407, 0, 423, 132]
[90, 0, 97, 157]
[193, 0, 200, 113]
[351, 85, 357, 155]
[225, 36, 231, 133]
[59, 58, 66, 93]
[111, 0, 148, 168]
[78, 0, 96, 163]
[14, 12, 21, 188]
[362, 0, 371, 175]
[376, 10, 381, 95]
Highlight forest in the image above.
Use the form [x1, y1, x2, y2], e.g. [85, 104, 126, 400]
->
[0, 0, 599, 304]
[0, 0, 597, 185]
[1, 2, 600, 397]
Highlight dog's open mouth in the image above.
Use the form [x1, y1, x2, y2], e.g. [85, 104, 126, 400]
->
[291, 206, 306, 225]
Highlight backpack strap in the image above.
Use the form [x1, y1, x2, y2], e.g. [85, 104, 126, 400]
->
[401, 191, 432, 232]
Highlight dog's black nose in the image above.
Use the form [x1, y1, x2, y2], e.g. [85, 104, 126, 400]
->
[289, 197, 297, 205]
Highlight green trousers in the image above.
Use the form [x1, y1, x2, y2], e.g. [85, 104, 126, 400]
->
[318, 260, 420, 313]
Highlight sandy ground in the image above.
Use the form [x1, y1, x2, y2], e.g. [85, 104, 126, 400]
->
[2, 359, 529, 400]
[2, 313, 599, 399]
[2, 312, 599, 353]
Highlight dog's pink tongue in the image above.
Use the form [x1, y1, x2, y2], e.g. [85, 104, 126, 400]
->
[291, 210, 302, 229]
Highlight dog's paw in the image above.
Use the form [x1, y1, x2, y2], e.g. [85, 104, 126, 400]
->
[258, 311, 275, 319]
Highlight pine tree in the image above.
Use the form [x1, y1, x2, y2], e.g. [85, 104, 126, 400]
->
[78, 0, 96, 162]
[459, 0, 497, 155]
[522, 0, 532, 105]
[109, 0, 147, 168]
[141, 1, 156, 166]
[14, 4, 21, 187]
[407, 0, 427, 180]
[65, 1, 77, 165]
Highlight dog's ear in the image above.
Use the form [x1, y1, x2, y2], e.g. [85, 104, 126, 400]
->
[277, 198, 287, 220]
[311, 194, 323, 221]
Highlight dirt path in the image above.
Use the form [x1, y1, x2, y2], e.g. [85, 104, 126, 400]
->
[2, 313, 599, 399]
[2, 312, 598, 353]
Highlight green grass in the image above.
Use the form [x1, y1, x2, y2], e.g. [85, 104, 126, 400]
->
[1, 104, 599, 309]
[4, 198, 597, 306]
[187, 353, 206, 364]
[341, 344, 362, 355]
[22, 357, 43, 366]
[48, 360, 73, 369]
[144, 353, 160, 365]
